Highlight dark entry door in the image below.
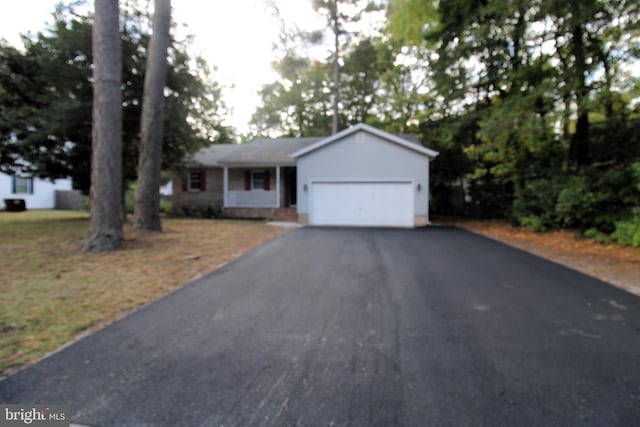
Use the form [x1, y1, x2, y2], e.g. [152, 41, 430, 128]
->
[287, 168, 297, 206]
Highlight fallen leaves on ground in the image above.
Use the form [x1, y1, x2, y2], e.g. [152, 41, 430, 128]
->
[438, 218, 640, 296]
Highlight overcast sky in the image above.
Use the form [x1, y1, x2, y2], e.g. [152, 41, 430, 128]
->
[0, 0, 328, 135]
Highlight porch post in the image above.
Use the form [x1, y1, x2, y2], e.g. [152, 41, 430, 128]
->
[275, 166, 280, 208]
[223, 166, 228, 207]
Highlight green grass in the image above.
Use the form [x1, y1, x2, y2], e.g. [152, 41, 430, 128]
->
[0, 209, 88, 222]
[0, 210, 287, 374]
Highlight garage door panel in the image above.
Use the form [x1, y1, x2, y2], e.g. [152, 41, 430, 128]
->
[310, 181, 414, 227]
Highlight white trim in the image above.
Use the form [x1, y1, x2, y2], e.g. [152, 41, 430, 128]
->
[187, 172, 202, 192]
[223, 166, 229, 207]
[13, 175, 34, 194]
[223, 167, 280, 208]
[228, 206, 278, 208]
[289, 123, 439, 159]
[276, 166, 281, 208]
[218, 161, 296, 167]
[225, 190, 278, 208]
[251, 170, 266, 191]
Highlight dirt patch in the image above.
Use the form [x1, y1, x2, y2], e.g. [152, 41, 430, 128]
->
[437, 218, 640, 296]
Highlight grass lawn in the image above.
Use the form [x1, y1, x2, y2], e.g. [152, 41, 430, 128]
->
[0, 210, 289, 375]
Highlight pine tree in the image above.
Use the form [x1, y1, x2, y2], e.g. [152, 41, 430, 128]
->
[133, 0, 172, 230]
[83, 0, 123, 252]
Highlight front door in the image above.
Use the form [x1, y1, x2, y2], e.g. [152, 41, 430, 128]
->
[285, 167, 297, 207]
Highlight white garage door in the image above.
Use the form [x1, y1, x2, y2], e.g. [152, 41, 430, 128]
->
[309, 181, 414, 227]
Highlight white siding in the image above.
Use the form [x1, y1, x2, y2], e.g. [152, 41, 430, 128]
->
[0, 173, 72, 210]
[296, 131, 431, 224]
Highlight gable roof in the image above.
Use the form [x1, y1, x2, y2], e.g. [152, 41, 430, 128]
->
[397, 134, 422, 145]
[186, 125, 436, 168]
[187, 144, 241, 167]
[290, 123, 439, 159]
[218, 137, 323, 166]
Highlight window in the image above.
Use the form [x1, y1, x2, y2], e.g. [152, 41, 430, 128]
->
[188, 172, 201, 192]
[244, 170, 270, 191]
[12, 176, 33, 194]
[252, 171, 265, 190]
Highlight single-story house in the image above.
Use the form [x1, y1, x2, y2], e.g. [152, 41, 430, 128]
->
[172, 123, 439, 227]
[0, 172, 72, 210]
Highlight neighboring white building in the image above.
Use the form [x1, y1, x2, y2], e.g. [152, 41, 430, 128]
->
[0, 172, 72, 210]
[160, 180, 173, 197]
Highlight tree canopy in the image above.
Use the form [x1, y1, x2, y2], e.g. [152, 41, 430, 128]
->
[0, 1, 231, 194]
[2, 0, 638, 244]
[250, 0, 640, 244]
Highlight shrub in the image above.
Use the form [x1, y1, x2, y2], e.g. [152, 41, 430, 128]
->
[512, 176, 563, 230]
[555, 174, 598, 229]
[518, 215, 546, 232]
[555, 165, 636, 232]
[611, 216, 640, 247]
[124, 188, 136, 214]
[583, 228, 611, 245]
[632, 162, 640, 191]
[160, 199, 172, 214]
[511, 163, 638, 234]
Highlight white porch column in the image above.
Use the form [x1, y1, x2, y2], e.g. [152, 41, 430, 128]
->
[275, 166, 281, 208]
[223, 166, 228, 207]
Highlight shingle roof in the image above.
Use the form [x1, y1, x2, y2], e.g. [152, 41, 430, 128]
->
[397, 134, 422, 145]
[187, 144, 241, 167]
[218, 137, 324, 166]
[290, 124, 439, 159]
[187, 127, 432, 168]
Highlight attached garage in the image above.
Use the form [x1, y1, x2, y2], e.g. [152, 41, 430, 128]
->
[291, 124, 438, 228]
[309, 180, 414, 227]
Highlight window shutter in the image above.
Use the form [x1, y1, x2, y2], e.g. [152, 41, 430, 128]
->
[200, 171, 206, 191]
[29, 178, 34, 194]
[245, 170, 251, 190]
[11, 176, 16, 194]
[182, 176, 188, 192]
[264, 170, 271, 191]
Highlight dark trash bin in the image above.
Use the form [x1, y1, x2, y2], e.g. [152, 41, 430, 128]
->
[4, 199, 26, 212]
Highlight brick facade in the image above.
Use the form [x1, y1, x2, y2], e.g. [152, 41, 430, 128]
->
[171, 168, 223, 215]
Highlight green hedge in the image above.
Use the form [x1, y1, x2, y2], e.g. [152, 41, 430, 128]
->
[612, 216, 640, 247]
[512, 162, 640, 246]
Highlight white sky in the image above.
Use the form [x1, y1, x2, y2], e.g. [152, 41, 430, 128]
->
[0, 0, 328, 135]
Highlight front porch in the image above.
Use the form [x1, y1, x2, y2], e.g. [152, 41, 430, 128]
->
[222, 166, 297, 209]
[223, 206, 298, 221]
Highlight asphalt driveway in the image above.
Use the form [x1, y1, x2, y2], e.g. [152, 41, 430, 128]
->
[1, 227, 639, 426]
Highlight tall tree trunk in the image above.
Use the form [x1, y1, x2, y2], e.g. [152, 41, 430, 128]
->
[554, 30, 572, 170]
[510, 7, 525, 73]
[600, 52, 614, 119]
[568, 21, 589, 167]
[83, 0, 123, 252]
[331, 3, 340, 134]
[133, 0, 171, 230]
